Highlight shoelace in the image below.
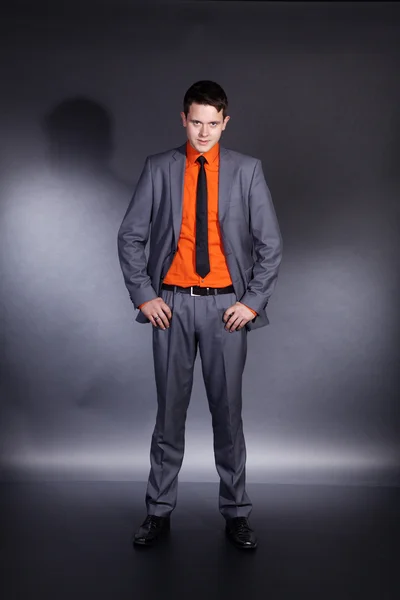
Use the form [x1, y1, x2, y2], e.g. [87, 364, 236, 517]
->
[143, 516, 162, 530]
[232, 517, 252, 538]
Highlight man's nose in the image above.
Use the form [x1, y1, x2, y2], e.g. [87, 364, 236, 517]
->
[200, 126, 209, 137]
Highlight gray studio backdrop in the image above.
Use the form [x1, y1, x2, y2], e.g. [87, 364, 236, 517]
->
[1, 1, 399, 485]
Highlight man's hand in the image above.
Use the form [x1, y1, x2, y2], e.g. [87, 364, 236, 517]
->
[223, 302, 256, 332]
[140, 298, 172, 330]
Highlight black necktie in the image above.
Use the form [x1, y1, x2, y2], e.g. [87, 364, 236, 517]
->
[195, 155, 210, 278]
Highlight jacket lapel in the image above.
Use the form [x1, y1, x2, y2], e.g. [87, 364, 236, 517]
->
[218, 146, 235, 225]
[170, 144, 186, 247]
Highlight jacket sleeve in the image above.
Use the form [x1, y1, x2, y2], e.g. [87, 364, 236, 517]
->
[238, 159, 283, 315]
[117, 156, 158, 309]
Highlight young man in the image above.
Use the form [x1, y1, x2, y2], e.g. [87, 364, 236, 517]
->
[118, 80, 283, 550]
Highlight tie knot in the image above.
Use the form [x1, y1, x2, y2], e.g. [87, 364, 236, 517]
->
[196, 155, 207, 167]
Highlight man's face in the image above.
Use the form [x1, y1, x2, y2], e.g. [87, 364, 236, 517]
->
[180, 102, 230, 154]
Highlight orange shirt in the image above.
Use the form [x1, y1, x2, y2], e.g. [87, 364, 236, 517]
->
[139, 141, 257, 317]
[164, 140, 231, 287]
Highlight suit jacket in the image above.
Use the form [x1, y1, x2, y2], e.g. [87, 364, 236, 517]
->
[118, 143, 283, 331]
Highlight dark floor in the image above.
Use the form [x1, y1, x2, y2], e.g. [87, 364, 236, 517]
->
[0, 481, 399, 600]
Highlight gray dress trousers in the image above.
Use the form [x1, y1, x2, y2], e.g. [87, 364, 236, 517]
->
[145, 286, 252, 520]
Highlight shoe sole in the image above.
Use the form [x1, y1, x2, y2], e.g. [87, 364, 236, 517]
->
[132, 529, 170, 547]
[225, 530, 258, 550]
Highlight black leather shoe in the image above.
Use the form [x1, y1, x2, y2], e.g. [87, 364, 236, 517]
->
[133, 515, 170, 547]
[225, 517, 258, 549]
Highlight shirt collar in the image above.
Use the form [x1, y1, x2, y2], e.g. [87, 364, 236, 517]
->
[186, 140, 220, 165]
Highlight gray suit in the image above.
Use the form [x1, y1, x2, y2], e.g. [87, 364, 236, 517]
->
[118, 142, 282, 518]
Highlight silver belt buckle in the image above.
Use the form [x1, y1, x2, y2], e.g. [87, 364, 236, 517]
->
[190, 286, 201, 296]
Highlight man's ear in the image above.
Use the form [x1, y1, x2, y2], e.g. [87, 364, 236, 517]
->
[222, 115, 231, 130]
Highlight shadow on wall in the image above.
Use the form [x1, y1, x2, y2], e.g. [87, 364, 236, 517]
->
[42, 96, 114, 170]
[384, 106, 400, 184]
[0, 95, 145, 472]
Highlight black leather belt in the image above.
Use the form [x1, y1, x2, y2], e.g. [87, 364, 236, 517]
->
[162, 283, 234, 296]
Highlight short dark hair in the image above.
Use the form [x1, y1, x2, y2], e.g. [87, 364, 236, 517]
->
[183, 80, 228, 118]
